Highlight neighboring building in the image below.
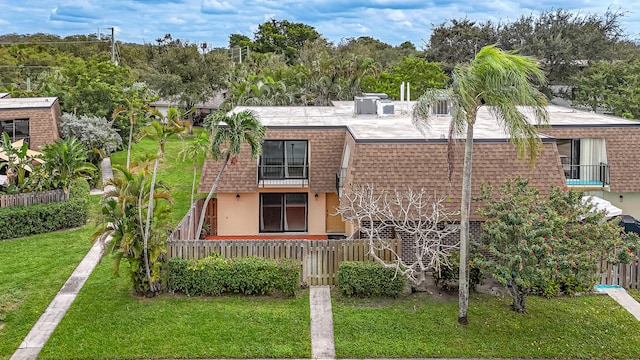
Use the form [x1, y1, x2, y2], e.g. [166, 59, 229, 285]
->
[199, 98, 640, 243]
[150, 93, 225, 119]
[0, 95, 61, 149]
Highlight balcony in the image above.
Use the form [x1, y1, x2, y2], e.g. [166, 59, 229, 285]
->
[258, 158, 308, 187]
[564, 163, 609, 187]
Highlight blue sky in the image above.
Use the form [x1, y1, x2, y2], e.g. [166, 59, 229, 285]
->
[0, 0, 638, 48]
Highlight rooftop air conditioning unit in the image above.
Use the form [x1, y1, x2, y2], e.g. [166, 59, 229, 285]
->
[362, 92, 388, 100]
[354, 96, 377, 115]
[376, 99, 394, 116]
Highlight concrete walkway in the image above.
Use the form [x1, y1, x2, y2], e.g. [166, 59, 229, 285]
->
[10, 158, 114, 360]
[601, 287, 640, 321]
[309, 286, 336, 359]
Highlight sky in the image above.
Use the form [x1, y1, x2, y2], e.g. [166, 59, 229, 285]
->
[0, 0, 639, 48]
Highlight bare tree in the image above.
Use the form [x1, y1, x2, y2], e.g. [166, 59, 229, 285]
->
[336, 185, 460, 287]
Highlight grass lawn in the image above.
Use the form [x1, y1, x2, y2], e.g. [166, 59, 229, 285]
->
[0, 195, 100, 360]
[629, 289, 640, 302]
[109, 130, 205, 224]
[39, 259, 311, 359]
[333, 291, 640, 359]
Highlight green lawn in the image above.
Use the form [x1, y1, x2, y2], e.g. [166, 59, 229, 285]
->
[39, 259, 311, 359]
[109, 131, 205, 224]
[332, 291, 640, 359]
[629, 289, 640, 302]
[0, 220, 97, 360]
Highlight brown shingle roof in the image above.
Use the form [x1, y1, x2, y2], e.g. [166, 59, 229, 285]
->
[345, 141, 565, 221]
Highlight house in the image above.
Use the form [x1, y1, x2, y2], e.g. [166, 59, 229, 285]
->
[0, 94, 61, 149]
[199, 97, 640, 246]
[150, 93, 225, 122]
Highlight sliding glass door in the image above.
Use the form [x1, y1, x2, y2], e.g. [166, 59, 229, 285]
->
[260, 193, 308, 232]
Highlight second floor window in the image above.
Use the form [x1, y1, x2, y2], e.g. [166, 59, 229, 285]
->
[260, 140, 308, 179]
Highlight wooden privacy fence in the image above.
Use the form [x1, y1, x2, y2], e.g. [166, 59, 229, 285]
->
[170, 198, 217, 240]
[598, 250, 640, 289]
[0, 189, 68, 208]
[166, 238, 402, 286]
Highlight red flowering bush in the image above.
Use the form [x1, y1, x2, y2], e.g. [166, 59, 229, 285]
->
[478, 177, 640, 313]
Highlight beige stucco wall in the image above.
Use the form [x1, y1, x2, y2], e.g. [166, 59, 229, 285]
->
[217, 193, 260, 235]
[600, 191, 640, 219]
[216, 190, 328, 236]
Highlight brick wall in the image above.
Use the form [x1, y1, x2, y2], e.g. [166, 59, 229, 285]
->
[399, 221, 482, 262]
[0, 101, 60, 149]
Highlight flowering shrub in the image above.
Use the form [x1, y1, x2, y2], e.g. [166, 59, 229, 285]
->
[478, 177, 640, 313]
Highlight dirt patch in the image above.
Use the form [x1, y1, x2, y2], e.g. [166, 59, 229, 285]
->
[332, 274, 509, 308]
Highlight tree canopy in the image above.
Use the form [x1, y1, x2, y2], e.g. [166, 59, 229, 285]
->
[478, 177, 640, 313]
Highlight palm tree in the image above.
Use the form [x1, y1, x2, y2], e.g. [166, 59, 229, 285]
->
[413, 45, 548, 325]
[196, 110, 265, 239]
[40, 137, 97, 194]
[178, 131, 210, 240]
[136, 109, 189, 293]
[92, 166, 173, 295]
[113, 95, 151, 169]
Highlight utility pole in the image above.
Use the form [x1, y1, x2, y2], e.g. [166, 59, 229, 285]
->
[105, 27, 116, 64]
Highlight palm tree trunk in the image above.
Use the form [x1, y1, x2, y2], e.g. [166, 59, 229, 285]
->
[126, 122, 134, 169]
[142, 152, 160, 293]
[187, 165, 197, 240]
[458, 121, 474, 325]
[196, 153, 230, 239]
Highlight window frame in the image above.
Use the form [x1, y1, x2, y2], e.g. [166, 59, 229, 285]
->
[259, 193, 308, 233]
[0, 118, 30, 143]
[259, 140, 308, 180]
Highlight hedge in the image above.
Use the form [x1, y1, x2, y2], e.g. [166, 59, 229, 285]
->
[166, 256, 301, 297]
[0, 180, 89, 240]
[338, 261, 406, 297]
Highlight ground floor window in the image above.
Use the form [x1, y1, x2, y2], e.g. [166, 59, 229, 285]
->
[0, 119, 29, 143]
[260, 193, 308, 232]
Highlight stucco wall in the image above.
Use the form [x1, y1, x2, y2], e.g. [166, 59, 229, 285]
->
[217, 190, 327, 236]
[600, 191, 640, 219]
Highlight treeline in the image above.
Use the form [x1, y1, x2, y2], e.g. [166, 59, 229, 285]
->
[1, 8, 640, 118]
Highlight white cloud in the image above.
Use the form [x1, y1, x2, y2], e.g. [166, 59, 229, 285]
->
[201, 0, 236, 13]
[167, 16, 186, 25]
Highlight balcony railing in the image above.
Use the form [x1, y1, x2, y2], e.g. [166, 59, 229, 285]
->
[564, 162, 609, 186]
[258, 158, 308, 187]
[336, 168, 347, 196]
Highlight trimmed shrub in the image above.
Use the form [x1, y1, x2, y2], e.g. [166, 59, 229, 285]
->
[338, 261, 406, 297]
[432, 251, 485, 291]
[167, 256, 300, 297]
[0, 180, 89, 240]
